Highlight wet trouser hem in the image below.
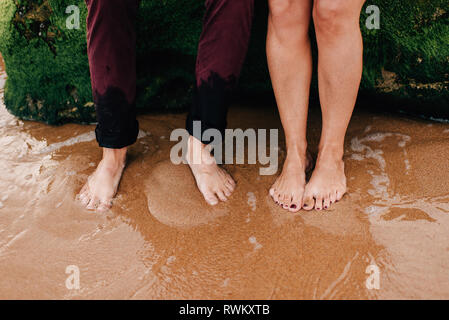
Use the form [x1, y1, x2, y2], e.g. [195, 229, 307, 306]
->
[95, 120, 139, 149]
[186, 74, 230, 145]
[86, 0, 139, 150]
[93, 87, 139, 149]
[185, 0, 254, 145]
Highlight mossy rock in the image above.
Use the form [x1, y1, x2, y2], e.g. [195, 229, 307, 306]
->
[0, 0, 448, 124]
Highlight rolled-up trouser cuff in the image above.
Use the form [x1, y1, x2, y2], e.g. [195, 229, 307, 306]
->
[186, 73, 232, 145]
[94, 86, 139, 149]
[86, 0, 138, 149]
[95, 120, 139, 149]
[186, 0, 254, 145]
[186, 115, 226, 146]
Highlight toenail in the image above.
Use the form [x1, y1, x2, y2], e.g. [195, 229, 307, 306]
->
[324, 206, 328, 209]
[291, 204, 297, 209]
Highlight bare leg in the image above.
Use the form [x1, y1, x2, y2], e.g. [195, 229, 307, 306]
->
[267, 0, 313, 212]
[78, 147, 127, 212]
[303, 0, 365, 210]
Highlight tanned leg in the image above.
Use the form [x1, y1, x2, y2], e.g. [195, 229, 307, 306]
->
[303, 0, 365, 211]
[267, 0, 313, 212]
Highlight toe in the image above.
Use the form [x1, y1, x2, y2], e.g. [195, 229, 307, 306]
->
[323, 195, 331, 210]
[227, 182, 235, 192]
[314, 196, 323, 211]
[80, 192, 91, 206]
[289, 202, 300, 213]
[270, 180, 279, 198]
[77, 184, 90, 204]
[330, 191, 337, 204]
[216, 190, 228, 202]
[302, 193, 315, 211]
[97, 200, 112, 213]
[223, 187, 232, 198]
[282, 194, 292, 210]
[289, 193, 303, 213]
[336, 190, 345, 202]
[289, 200, 301, 213]
[273, 191, 280, 205]
[224, 181, 234, 194]
[204, 192, 219, 206]
[278, 193, 287, 208]
[78, 184, 88, 198]
[86, 197, 99, 211]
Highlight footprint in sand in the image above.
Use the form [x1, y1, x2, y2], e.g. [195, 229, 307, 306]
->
[145, 160, 229, 228]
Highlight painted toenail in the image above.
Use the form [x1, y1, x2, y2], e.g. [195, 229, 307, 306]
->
[291, 204, 297, 209]
[324, 206, 328, 209]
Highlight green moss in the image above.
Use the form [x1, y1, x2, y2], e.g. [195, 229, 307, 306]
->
[0, 0, 16, 46]
[0, 0, 92, 124]
[0, 0, 447, 124]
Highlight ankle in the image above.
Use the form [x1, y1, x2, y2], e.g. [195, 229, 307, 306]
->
[102, 147, 127, 169]
[187, 135, 216, 165]
[188, 135, 203, 149]
[317, 144, 344, 163]
[286, 146, 307, 164]
[286, 142, 308, 157]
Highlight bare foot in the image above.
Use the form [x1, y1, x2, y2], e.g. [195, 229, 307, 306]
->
[77, 147, 127, 212]
[269, 149, 313, 213]
[186, 136, 236, 206]
[302, 148, 346, 211]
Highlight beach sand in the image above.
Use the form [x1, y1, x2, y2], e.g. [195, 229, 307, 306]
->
[1, 58, 449, 300]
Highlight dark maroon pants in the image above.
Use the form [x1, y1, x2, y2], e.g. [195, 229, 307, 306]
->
[85, 0, 254, 148]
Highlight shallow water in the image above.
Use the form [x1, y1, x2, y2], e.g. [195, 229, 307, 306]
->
[1, 59, 449, 299]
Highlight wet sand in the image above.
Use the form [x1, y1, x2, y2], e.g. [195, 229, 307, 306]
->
[1, 59, 449, 300]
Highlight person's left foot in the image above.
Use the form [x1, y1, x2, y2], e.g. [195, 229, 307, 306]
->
[302, 149, 346, 211]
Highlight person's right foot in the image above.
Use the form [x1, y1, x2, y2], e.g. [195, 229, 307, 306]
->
[186, 136, 236, 206]
[269, 149, 312, 213]
[77, 147, 127, 212]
